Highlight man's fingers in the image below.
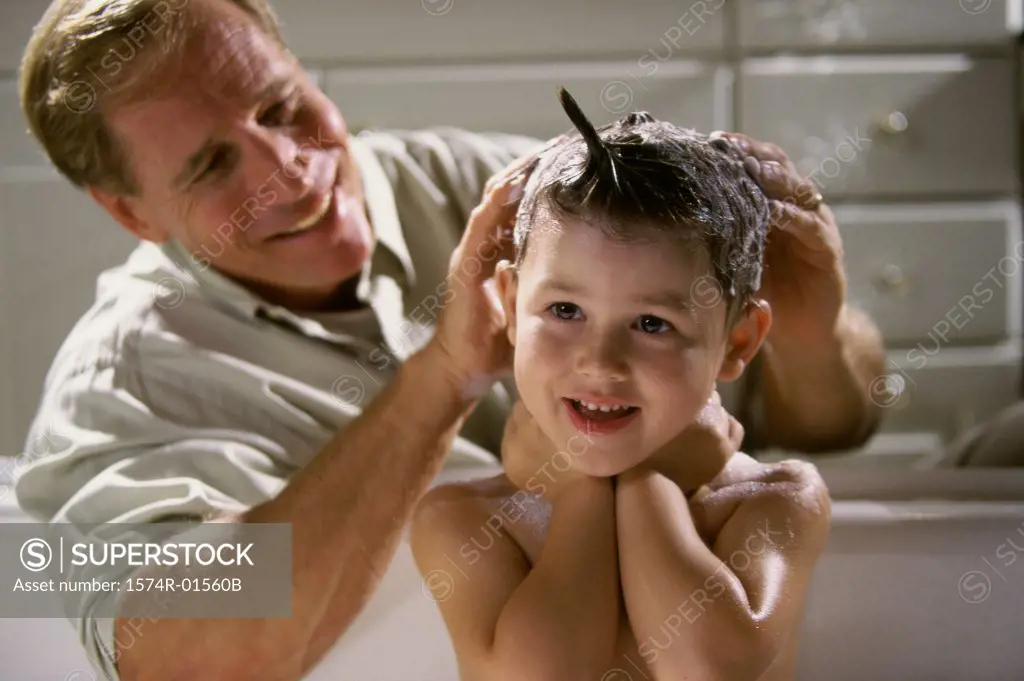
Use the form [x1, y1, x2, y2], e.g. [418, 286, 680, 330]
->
[767, 201, 845, 268]
[452, 178, 523, 284]
[713, 132, 799, 174]
[768, 200, 839, 254]
[747, 161, 822, 211]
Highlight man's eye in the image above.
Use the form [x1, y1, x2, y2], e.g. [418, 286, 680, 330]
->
[635, 315, 672, 334]
[548, 302, 582, 321]
[196, 148, 231, 182]
[258, 99, 296, 127]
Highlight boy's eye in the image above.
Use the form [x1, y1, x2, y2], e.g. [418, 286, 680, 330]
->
[548, 302, 582, 320]
[635, 315, 672, 334]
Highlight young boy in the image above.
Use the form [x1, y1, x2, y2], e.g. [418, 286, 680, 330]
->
[411, 88, 828, 681]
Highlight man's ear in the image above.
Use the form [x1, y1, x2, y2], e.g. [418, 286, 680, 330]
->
[717, 299, 772, 382]
[86, 186, 171, 243]
[494, 260, 519, 347]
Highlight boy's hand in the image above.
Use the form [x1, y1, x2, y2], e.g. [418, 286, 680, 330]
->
[689, 452, 832, 559]
[616, 451, 831, 679]
[501, 400, 592, 502]
[638, 391, 741, 495]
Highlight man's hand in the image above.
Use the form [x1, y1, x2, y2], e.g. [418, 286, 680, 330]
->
[638, 390, 741, 495]
[431, 136, 565, 395]
[430, 172, 523, 394]
[708, 131, 885, 452]
[711, 131, 846, 347]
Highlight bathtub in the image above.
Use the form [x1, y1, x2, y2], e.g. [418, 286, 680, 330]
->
[2, 465, 1023, 681]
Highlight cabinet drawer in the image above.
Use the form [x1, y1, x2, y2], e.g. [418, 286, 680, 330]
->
[837, 202, 1020, 347]
[737, 0, 1019, 50]
[739, 56, 1016, 198]
[3, 0, 729, 72]
[276, 0, 726, 63]
[871, 345, 1023, 441]
[325, 62, 730, 140]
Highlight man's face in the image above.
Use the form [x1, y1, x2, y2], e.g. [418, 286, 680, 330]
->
[499, 215, 732, 477]
[97, 0, 372, 308]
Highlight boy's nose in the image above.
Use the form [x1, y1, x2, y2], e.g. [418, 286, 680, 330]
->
[573, 333, 629, 382]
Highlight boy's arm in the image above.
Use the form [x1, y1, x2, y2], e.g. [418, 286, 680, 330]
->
[411, 477, 619, 681]
[616, 455, 830, 681]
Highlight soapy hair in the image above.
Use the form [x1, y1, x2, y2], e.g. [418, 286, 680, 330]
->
[514, 87, 769, 319]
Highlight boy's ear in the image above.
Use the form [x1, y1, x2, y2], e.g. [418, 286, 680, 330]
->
[717, 298, 772, 382]
[494, 260, 519, 346]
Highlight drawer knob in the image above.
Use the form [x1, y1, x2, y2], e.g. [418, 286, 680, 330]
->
[876, 111, 909, 137]
[873, 263, 908, 296]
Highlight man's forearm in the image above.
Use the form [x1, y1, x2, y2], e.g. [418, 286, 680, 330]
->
[761, 304, 886, 453]
[116, 342, 481, 681]
[492, 477, 618, 681]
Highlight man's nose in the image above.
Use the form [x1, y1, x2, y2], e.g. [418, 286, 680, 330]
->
[573, 330, 629, 382]
[246, 129, 313, 202]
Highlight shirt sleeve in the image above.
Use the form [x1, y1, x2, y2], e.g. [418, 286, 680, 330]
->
[14, 344, 303, 681]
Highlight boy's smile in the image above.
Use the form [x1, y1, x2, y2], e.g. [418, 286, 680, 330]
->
[563, 396, 641, 435]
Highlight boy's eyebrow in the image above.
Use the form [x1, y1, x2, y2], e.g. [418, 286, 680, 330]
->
[535, 278, 586, 295]
[634, 292, 695, 312]
[536, 278, 695, 312]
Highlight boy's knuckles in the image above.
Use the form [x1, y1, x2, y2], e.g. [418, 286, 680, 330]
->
[767, 459, 824, 487]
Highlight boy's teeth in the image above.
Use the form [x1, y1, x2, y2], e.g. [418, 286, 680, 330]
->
[578, 400, 627, 411]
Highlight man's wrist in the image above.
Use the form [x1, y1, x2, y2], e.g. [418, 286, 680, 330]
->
[765, 304, 847, 360]
[417, 338, 504, 404]
[401, 342, 483, 428]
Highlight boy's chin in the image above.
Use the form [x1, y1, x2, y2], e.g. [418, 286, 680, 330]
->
[572, 452, 651, 478]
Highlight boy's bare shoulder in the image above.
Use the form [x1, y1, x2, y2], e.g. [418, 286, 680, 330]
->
[413, 474, 519, 536]
[412, 474, 551, 564]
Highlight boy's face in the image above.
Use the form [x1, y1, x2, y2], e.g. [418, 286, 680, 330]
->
[497, 214, 768, 477]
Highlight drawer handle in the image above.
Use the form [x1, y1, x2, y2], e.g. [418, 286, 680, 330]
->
[876, 111, 909, 137]
[873, 263, 908, 296]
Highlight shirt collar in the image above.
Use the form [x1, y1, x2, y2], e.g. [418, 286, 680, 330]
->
[158, 134, 416, 329]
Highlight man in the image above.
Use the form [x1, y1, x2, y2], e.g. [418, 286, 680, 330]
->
[15, 0, 885, 679]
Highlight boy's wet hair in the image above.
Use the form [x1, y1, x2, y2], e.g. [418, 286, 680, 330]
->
[514, 87, 769, 321]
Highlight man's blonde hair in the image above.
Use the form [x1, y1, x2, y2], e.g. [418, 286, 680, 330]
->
[19, 0, 286, 194]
